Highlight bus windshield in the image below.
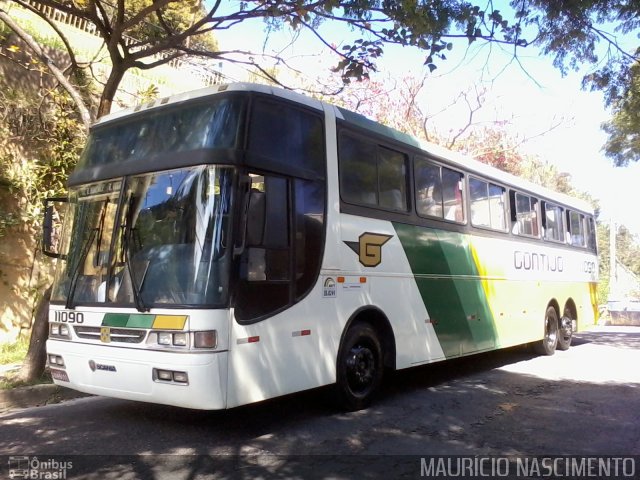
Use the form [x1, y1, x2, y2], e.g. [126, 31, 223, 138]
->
[51, 166, 234, 308]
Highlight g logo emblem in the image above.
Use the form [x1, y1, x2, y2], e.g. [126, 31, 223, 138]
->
[345, 232, 393, 267]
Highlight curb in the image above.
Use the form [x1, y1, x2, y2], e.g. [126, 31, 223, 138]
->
[0, 383, 89, 412]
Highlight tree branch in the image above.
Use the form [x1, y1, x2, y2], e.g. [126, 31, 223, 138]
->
[12, 0, 82, 72]
[0, 8, 92, 130]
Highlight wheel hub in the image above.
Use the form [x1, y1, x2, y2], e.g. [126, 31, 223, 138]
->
[347, 345, 375, 387]
[560, 317, 572, 336]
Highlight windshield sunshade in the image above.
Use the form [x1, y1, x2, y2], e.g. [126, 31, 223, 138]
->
[76, 96, 243, 170]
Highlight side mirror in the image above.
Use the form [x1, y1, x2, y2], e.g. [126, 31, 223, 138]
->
[42, 197, 67, 258]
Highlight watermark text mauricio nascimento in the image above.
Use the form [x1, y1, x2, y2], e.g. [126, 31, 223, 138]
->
[420, 456, 636, 478]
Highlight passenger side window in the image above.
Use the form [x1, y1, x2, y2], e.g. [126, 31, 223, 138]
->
[567, 210, 586, 247]
[469, 177, 506, 231]
[415, 157, 465, 223]
[415, 159, 442, 218]
[339, 133, 408, 212]
[339, 134, 377, 206]
[542, 201, 565, 243]
[510, 191, 539, 237]
[378, 147, 408, 211]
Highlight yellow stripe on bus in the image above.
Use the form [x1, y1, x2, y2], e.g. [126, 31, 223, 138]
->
[152, 315, 188, 330]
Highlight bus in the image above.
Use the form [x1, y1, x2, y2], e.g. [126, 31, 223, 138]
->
[43, 83, 598, 411]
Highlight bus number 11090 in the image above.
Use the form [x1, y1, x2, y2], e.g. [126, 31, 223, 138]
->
[54, 310, 85, 324]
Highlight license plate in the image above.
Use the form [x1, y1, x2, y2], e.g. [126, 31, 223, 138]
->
[50, 369, 69, 382]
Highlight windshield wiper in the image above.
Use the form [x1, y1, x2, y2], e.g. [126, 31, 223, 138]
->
[122, 198, 148, 312]
[66, 199, 108, 309]
[66, 226, 98, 309]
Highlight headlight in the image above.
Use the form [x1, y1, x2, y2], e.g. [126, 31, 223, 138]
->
[48, 354, 65, 367]
[172, 332, 188, 346]
[158, 332, 172, 345]
[49, 323, 71, 339]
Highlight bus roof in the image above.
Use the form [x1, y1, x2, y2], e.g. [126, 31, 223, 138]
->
[97, 82, 595, 215]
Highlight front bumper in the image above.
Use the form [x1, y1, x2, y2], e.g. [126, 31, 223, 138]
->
[46, 339, 228, 410]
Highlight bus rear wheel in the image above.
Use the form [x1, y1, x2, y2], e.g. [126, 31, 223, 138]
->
[557, 309, 573, 351]
[535, 306, 559, 356]
[336, 323, 384, 411]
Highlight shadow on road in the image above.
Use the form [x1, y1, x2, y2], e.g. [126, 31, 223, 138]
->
[572, 328, 640, 349]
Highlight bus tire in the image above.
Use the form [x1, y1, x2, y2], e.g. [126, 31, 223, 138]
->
[534, 306, 559, 356]
[557, 309, 573, 351]
[336, 323, 384, 411]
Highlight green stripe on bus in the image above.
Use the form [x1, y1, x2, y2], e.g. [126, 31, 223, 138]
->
[102, 313, 130, 327]
[393, 223, 498, 358]
[102, 313, 156, 328]
[126, 314, 155, 328]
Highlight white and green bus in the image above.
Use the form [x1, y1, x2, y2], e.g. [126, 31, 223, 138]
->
[44, 83, 598, 411]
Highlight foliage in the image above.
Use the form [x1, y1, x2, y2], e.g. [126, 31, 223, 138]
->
[0, 336, 29, 365]
[4, 0, 638, 119]
[0, 85, 86, 232]
[136, 83, 159, 104]
[601, 62, 640, 166]
[0, 369, 51, 389]
[596, 222, 640, 302]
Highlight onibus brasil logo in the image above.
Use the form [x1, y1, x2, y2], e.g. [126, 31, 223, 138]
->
[8, 456, 72, 479]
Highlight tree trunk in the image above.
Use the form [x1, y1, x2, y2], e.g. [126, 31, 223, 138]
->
[97, 64, 125, 118]
[19, 286, 52, 382]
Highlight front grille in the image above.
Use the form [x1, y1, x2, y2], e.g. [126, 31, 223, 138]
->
[74, 326, 146, 343]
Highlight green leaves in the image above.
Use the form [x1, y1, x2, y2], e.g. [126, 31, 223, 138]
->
[335, 39, 384, 82]
[0, 85, 85, 231]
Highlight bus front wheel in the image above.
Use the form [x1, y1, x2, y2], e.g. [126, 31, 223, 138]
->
[336, 323, 384, 411]
[534, 306, 559, 356]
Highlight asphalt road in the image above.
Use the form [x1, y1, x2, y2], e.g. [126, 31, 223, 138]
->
[1, 326, 639, 479]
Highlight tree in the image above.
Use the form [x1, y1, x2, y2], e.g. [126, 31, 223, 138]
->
[601, 63, 640, 166]
[2, 0, 638, 121]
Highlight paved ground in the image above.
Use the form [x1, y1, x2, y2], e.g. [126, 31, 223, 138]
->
[0, 326, 639, 479]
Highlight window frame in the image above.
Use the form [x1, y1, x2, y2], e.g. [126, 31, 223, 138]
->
[414, 156, 467, 225]
[510, 190, 540, 238]
[566, 209, 587, 248]
[542, 201, 566, 244]
[468, 175, 508, 232]
[338, 130, 410, 214]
